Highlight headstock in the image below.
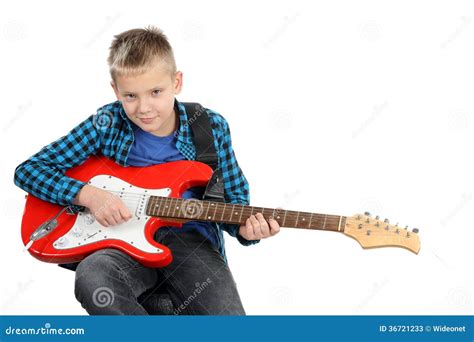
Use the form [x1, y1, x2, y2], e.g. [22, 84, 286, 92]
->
[344, 212, 420, 254]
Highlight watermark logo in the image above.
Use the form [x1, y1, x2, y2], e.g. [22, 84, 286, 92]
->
[181, 199, 204, 219]
[92, 109, 114, 130]
[92, 287, 115, 308]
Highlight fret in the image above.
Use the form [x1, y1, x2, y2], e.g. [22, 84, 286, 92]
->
[231, 204, 238, 222]
[213, 202, 220, 221]
[144, 196, 347, 233]
[155, 197, 162, 216]
[238, 204, 244, 223]
[220, 202, 226, 222]
[282, 209, 288, 227]
[261, 208, 270, 220]
[252, 207, 265, 216]
[146, 196, 152, 216]
[170, 197, 177, 218]
[207, 201, 218, 221]
[300, 212, 309, 228]
[157, 197, 166, 216]
[164, 197, 172, 217]
[174, 198, 182, 217]
[173, 197, 180, 218]
[203, 201, 211, 221]
[341, 216, 347, 231]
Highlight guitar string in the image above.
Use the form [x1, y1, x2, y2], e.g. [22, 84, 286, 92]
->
[88, 190, 345, 223]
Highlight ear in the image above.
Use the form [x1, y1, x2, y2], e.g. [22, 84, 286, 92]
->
[110, 81, 120, 100]
[173, 71, 183, 95]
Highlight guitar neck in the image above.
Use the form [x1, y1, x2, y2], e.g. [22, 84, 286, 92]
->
[146, 196, 347, 232]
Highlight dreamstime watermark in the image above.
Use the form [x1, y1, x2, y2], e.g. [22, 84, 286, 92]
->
[174, 104, 206, 138]
[359, 20, 382, 42]
[354, 277, 389, 313]
[3, 21, 26, 42]
[352, 101, 389, 139]
[446, 286, 472, 309]
[2, 277, 34, 310]
[92, 109, 114, 130]
[181, 20, 206, 42]
[271, 286, 294, 307]
[441, 16, 471, 49]
[180, 198, 205, 219]
[4, 322, 85, 336]
[268, 110, 293, 130]
[173, 278, 212, 315]
[440, 192, 471, 227]
[3, 100, 32, 133]
[447, 110, 470, 130]
[263, 12, 301, 49]
[84, 12, 121, 48]
[92, 287, 115, 308]
[358, 197, 384, 219]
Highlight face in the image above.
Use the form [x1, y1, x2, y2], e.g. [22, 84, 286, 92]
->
[111, 62, 183, 137]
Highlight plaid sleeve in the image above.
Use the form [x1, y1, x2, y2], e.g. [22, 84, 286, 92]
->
[208, 110, 260, 246]
[14, 114, 102, 207]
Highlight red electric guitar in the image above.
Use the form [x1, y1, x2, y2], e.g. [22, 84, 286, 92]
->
[20, 156, 421, 267]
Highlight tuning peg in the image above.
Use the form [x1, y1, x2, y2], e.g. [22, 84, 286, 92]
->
[375, 215, 380, 220]
[405, 225, 409, 229]
[384, 218, 389, 223]
[366, 230, 371, 236]
[364, 211, 371, 217]
[366, 218, 370, 223]
[412, 228, 419, 234]
[358, 224, 363, 229]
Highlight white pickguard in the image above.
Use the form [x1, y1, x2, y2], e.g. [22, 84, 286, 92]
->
[53, 175, 172, 254]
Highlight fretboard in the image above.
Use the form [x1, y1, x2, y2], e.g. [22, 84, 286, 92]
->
[145, 196, 346, 232]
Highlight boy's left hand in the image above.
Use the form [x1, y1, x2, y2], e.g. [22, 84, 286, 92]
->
[238, 212, 280, 240]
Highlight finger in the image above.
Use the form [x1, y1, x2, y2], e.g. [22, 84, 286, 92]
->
[249, 215, 263, 239]
[120, 206, 132, 221]
[255, 213, 270, 238]
[243, 218, 254, 239]
[98, 217, 110, 227]
[269, 218, 280, 235]
[105, 213, 117, 226]
[110, 209, 123, 224]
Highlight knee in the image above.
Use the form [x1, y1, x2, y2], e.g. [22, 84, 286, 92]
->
[74, 249, 120, 301]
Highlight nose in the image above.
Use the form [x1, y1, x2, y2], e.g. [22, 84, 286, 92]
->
[138, 99, 152, 115]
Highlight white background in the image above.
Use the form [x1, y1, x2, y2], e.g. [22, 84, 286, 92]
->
[1, 0, 472, 315]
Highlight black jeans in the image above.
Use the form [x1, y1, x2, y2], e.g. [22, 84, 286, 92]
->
[73, 227, 245, 315]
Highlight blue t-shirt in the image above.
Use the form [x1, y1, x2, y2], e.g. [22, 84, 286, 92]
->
[127, 122, 218, 247]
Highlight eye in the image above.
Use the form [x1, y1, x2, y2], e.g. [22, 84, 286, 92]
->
[124, 94, 136, 101]
[152, 89, 161, 96]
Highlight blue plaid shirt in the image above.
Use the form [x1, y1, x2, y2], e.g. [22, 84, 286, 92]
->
[14, 99, 259, 263]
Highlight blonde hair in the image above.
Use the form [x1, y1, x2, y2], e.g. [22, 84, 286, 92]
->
[107, 25, 176, 81]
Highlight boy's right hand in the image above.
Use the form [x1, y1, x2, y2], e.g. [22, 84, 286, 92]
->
[73, 184, 132, 227]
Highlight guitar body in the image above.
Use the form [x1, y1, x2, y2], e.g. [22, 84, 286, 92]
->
[21, 155, 213, 268]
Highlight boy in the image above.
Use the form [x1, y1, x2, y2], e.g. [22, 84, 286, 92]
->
[14, 26, 280, 315]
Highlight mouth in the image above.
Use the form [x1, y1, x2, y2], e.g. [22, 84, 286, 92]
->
[138, 117, 157, 124]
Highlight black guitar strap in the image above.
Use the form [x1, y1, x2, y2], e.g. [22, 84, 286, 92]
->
[182, 102, 225, 203]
